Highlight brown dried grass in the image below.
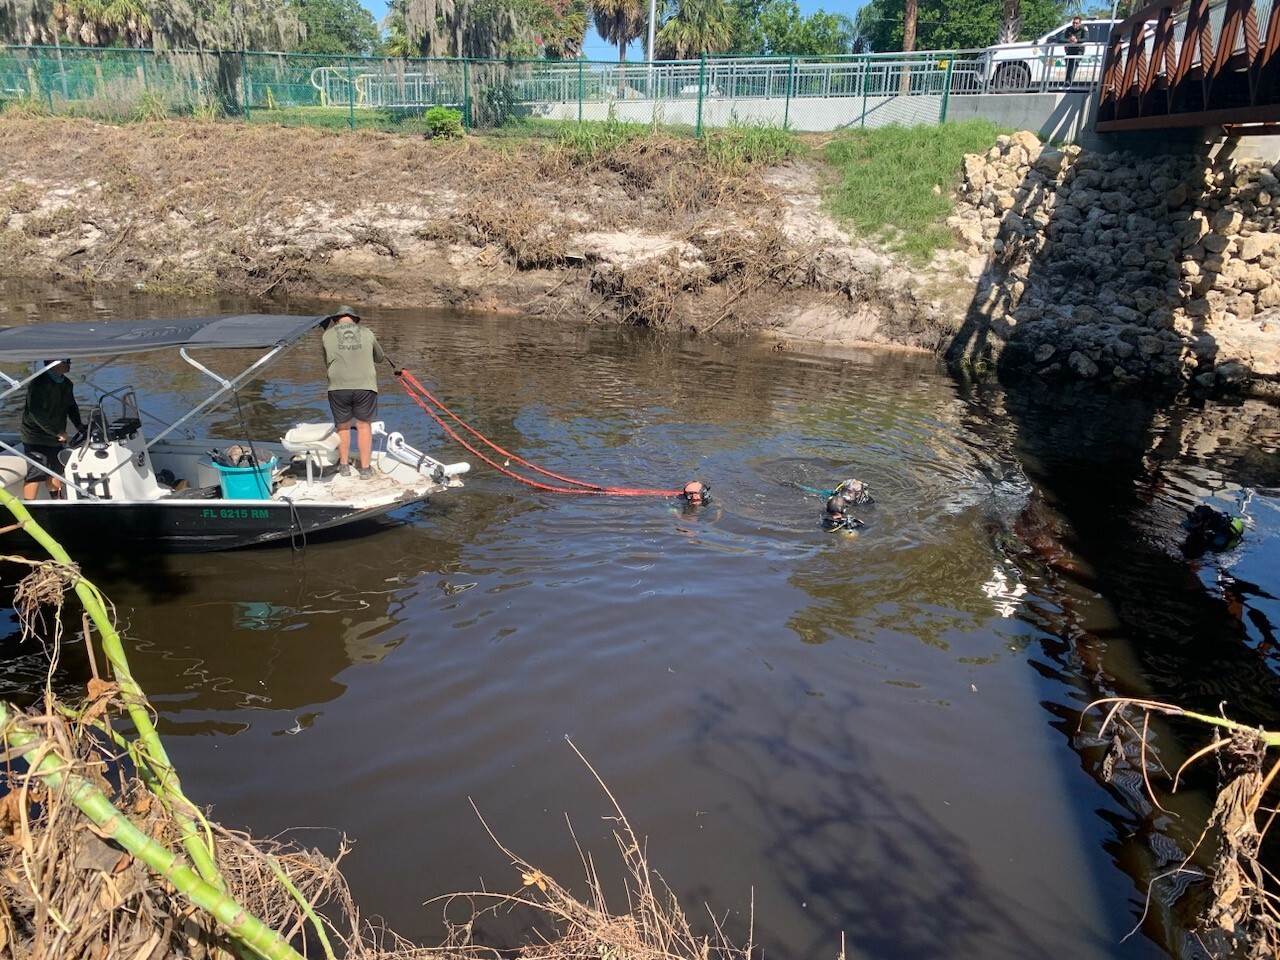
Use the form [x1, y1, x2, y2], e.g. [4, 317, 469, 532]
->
[432, 740, 750, 960]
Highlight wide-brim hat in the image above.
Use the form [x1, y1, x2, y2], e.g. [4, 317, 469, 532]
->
[332, 304, 361, 322]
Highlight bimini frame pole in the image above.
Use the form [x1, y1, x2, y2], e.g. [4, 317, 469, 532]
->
[145, 343, 291, 450]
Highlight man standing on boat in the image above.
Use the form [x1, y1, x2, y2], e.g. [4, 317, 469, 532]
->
[322, 306, 385, 480]
[21, 359, 83, 499]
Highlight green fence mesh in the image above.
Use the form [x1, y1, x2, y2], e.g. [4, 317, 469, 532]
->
[0, 45, 963, 134]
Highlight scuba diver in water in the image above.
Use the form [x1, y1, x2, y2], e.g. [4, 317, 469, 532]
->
[828, 478, 873, 505]
[1182, 504, 1245, 557]
[823, 494, 865, 532]
[794, 477, 875, 504]
[681, 480, 711, 505]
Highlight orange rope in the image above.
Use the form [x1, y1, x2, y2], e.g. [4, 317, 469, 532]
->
[396, 370, 682, 498]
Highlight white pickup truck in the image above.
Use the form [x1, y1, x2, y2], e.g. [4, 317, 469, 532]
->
[976, 18, 1121, 90]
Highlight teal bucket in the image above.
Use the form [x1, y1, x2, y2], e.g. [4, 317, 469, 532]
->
[214, 457, 276, 499]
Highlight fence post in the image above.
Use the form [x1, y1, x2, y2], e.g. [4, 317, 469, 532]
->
[38, 50, 53, 110]
[577, 57, 584, 123]
[138, 48, 148, 90]
[860, 54, 869, 129]
[939, 55, 954, 123]
[346, 56, 355, 130]
[695, 53, 706, 137]
[784, 56, 794, 128]
[241, 50, 250, 121]
[462, 58, 471, 133]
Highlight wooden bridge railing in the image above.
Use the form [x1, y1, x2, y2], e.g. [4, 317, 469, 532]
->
[1096, 0, 1280, 132]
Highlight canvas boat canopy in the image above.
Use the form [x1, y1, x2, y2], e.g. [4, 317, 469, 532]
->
[0, 314, 330, 363]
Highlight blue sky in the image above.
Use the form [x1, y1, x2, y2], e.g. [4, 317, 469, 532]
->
[356, 0, 865, 60]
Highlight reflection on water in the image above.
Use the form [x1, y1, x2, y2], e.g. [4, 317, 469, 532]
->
[0, 283, 1277, 960]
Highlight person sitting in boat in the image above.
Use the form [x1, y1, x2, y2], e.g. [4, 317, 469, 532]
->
[21, 359, 83, 500]
[823, 494, 865, 533]
[1182, 504, 1244, 557]
[322, 305, 385, 480]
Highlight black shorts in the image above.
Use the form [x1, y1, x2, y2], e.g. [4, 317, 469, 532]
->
[23, 443, 63, 483]
[328, 389, 378, 424]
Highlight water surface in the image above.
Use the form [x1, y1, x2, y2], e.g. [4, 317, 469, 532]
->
[2, 284, 1278, 959]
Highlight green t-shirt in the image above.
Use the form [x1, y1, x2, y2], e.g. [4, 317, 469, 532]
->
[322, 321, 384, 392]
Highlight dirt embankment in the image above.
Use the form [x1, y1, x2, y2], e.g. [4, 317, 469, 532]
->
[0, 118, 961, 351]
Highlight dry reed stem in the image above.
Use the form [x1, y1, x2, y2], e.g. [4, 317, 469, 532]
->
[425, 737, 746, 960]
[1085, 697, 1280, 956]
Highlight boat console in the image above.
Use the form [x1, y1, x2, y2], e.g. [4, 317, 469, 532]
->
[64, 389, 164, 502]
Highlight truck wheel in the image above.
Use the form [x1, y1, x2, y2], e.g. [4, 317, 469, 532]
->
[993, 62, 1031, 90]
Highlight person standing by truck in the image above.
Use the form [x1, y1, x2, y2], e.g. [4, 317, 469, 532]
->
[1062, 17, 1086, 85]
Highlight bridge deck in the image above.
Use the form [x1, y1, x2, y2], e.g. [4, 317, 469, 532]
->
[1097, 0, 1280, 132]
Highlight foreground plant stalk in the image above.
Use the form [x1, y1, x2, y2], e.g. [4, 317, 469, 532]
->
[0, 703, 305, 960]
[0, 489, 223, 886]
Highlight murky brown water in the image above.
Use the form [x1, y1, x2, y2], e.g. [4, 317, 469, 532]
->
[2, 283, 1279, 959]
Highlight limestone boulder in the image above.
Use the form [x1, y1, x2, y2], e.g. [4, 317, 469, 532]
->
[1238, 231, 1280, 261]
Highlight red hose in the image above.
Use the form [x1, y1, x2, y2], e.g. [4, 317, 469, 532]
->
[396, 370, 681, 498]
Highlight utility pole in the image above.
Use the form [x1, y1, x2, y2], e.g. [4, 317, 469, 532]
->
[647, 0, 657, 96]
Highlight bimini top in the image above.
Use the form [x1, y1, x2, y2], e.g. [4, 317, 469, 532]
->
[0, 314, 330, 363]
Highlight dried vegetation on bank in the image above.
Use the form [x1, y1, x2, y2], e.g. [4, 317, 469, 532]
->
[0, 114, 953, 349]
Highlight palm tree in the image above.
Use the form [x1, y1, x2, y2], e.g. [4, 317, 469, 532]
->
[655, 0, 731, 59]
[998, 0, 1019, 43]
[902, 0, 917, 51]
[590, 0, 648, 65]
[381, 0, 414, 56]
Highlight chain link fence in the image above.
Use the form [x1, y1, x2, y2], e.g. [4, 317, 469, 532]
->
[0, 44, 1098, 135]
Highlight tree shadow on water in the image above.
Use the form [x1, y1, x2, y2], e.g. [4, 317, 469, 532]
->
[685, 676, 1078, 960]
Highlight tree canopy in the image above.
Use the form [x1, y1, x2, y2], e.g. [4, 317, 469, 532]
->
[655, 0, 733, 59]
[0, 0, 301, 48]
[854, 0, 1066, 51]
[390, 0, 584, 59]
[288, 0, 379, 54]
[728, 0, 857, 56]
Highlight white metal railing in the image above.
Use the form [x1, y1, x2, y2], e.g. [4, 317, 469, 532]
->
[299, 45, 1104, 112]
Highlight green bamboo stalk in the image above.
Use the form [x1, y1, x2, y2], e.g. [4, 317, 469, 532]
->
[0, 490, 223, 888]
[0, 704, 305, 960]
[268, 855, 338, 960]
[1087, 696, 1280, 747]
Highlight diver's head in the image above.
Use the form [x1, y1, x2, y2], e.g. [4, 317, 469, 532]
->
[1185, 504, 1216, 531]
[834, 478, 875, 506]
[826, 494, 848, 519]
[836, 479, 868, 501]
[682, 480, 711, 504]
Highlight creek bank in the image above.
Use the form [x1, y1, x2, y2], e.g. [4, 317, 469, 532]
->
[0, 117, 953, 353]
[948, 130, 1280, 391]
[7, 117, 1280, 393]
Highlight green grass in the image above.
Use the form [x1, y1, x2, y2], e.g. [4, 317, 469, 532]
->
[0, 95, 52, 118]
[823, 120, 1008, 261]
[554, 113, 656, 162]
[701, 121, 807, 170]
[243, 104, 447, 133]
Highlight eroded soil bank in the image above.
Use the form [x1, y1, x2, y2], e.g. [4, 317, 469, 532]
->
[0, 117, 957, 352]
